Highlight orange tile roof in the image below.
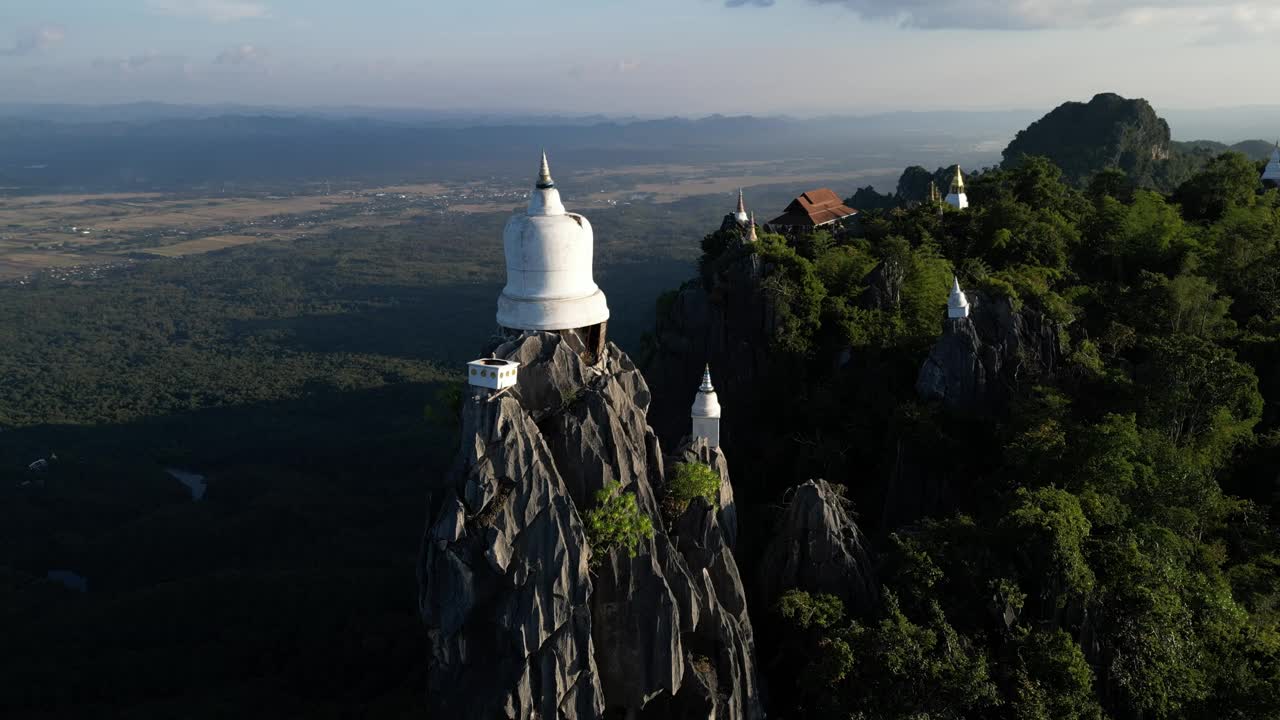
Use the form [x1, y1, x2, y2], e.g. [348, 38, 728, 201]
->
[767, 188, 858, 227]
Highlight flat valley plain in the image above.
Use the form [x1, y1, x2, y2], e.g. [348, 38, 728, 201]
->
[0, 159, 897, 281]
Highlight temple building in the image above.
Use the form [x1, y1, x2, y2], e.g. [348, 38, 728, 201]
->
[945, 166, 968, 210]
[1263, 143, 1280, 188]
[766, 188, 858, 231]
[690, 365, 722, 448]
[497, 153, 610, 360]
[948, 276, 970, 319]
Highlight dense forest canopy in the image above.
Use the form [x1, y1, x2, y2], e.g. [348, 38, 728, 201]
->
[0, 195, 712, 716]
[689, 150, 1280, 718]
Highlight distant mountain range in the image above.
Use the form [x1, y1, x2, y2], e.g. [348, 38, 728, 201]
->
[0, 101, 1044, 131]
[4, 101, 1278, 139]
[1, 101, 1275, 194]
[1160, 107, 1280, 144]
[0, 107, 1030, 194]
[1176, 139, 1275, 160]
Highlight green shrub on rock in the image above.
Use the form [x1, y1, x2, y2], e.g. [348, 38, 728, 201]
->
[584, 481, 653, 565]
[664, 461, 720, 518]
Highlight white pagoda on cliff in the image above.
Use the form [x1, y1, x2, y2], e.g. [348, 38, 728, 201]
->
[497, 153, 611, 355]
[733, 189, 749, 225]
[948, 276, 970, 319]
[945, 166, 969, 210]
[690, 365, 722, 448]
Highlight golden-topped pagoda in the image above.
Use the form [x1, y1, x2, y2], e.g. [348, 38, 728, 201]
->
[945, 165, 968, 210]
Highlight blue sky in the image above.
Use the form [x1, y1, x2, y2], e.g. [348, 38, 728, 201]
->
[0, 0, 1275, 114]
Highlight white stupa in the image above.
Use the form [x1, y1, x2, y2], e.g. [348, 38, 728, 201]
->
[1262, 142, 1280, 188]
[945, 166, 969, 210]
[497, 153, 610, 335]
[690, 364, 722, 448]
[948, 276, 970, 319]
[734, 188, 749, 225]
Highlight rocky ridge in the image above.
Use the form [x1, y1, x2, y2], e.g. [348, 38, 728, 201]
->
[1002, 92, 1172, 187]
[757, 479, 878, 615]
[916, 291, 1064, 417]
[420, 332, 763, 719]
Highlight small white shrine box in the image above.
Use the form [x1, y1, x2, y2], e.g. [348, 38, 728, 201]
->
[466, 358, 521, 390]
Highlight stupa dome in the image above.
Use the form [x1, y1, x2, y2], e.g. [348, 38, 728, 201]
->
[691, 365, 722, 419]
[496, 153, 610, 332]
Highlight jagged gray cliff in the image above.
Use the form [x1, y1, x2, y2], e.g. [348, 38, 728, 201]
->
[644, 247, 768, 451]
[916, 291, 1064, 417]
[757, 479, 878, 615]
[419, 368, 602, 718]
[420, 332, 762, 719]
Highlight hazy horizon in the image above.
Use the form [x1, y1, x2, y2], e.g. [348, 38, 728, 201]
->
[2, 1, 1277, 115]
[7, 98, 1280, 118]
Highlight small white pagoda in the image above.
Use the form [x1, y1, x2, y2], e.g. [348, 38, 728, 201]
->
[948, 276, 970, 319]
[1263, 143, 1280, 188]
[945, 166, 969, 210]
[734, 188, 749, 225]
[690, 364, 722, 448]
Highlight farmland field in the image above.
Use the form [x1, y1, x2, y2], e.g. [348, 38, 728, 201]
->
[0, 159, 899, 280]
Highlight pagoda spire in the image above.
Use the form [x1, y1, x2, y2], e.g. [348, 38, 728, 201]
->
[528, 151, 565, 215]
[746, 212, 758, 242]
[700, 364, 714, 392]
[949, 165, 965, 194]
[537, 151, 555, 189]
[948, 275, 970, 318]
[736, 188, 746, 215]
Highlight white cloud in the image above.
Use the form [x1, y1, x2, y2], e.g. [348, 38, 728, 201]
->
[733, 0, 1280, 34]
[0, 25, 66, 57]
[215, 44, 268, 65]
[146, 0, 269, 23]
